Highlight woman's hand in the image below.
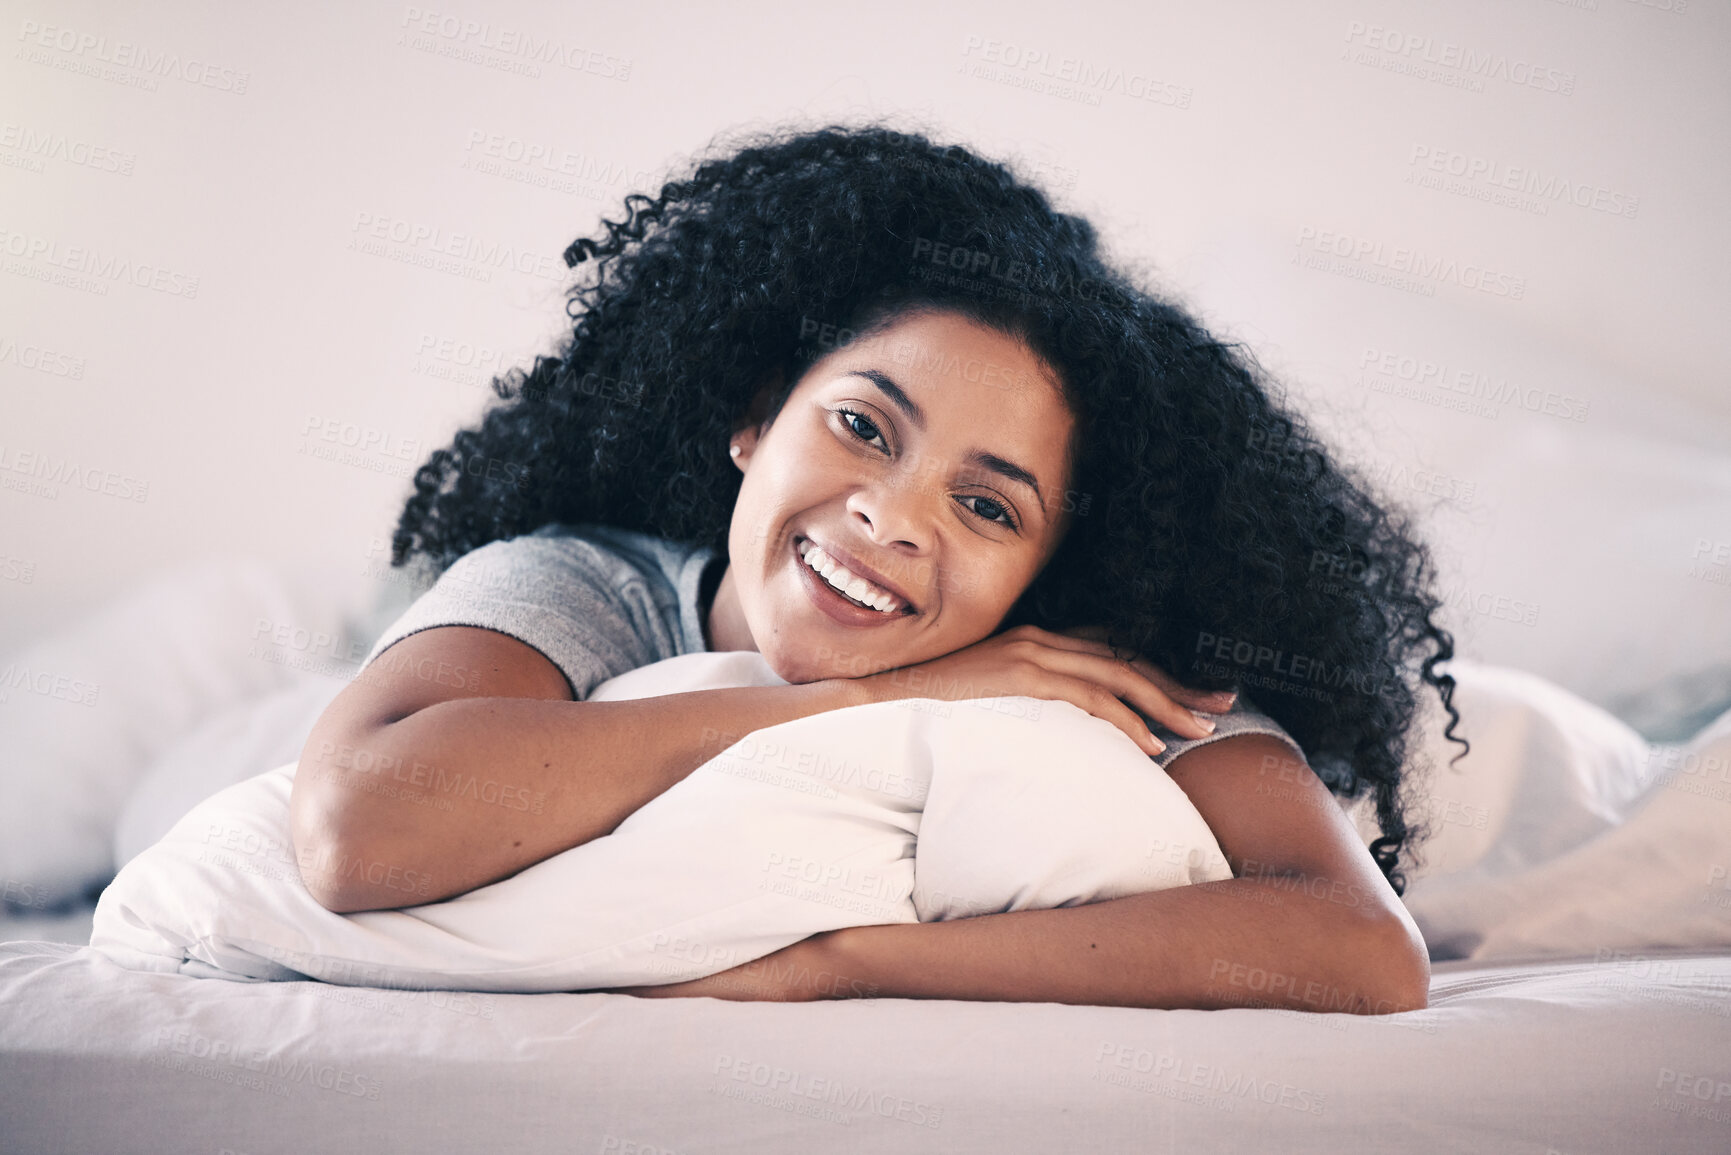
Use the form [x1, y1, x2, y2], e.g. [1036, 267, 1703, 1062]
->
[1057, 623, 1239, 716]
[854, 623, 1235, 755]
[598, 930, 873, 1002]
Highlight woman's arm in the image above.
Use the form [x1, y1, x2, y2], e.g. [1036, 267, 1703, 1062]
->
[290, 626, 877, 913]
[616, 734, 1431, 1013]
[296, 623, 1224, 915]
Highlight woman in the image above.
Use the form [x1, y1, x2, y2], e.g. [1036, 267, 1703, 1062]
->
[289, 123, 1464, 1014]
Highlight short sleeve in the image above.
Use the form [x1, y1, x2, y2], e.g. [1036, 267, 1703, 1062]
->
[1148, 695, 1305, 771]
[356, 531, 686, 701]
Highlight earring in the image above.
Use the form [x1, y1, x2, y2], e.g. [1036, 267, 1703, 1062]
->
[729, 445, 742, 458]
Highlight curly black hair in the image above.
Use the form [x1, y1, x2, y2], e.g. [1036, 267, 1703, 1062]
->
[386, 121, 1467, 896]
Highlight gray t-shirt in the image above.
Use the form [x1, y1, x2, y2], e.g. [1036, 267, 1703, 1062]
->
[359, 522, 723, 701]
[359, 521, 1303, 770]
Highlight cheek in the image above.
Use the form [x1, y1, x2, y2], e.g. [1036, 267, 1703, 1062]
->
[759, 429, 838, 493]
[936, 557, 1024, 620]
[978, 556, 1046, 617]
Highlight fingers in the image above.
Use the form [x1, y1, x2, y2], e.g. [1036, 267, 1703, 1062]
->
[1053, 624, 1110, 644]
[1180, 688, 1239, 713]
[1033, 627, 1231, 737]
[1031, 625, 1123, 655]
[1132, 659, 1237, 714]
[1111, 664, 1219, 741]
[1053, 673, 1166, 755]
[1032, 646, 1212, 741]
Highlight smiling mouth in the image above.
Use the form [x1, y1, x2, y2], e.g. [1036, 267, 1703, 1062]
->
[793, 536, 919, 617]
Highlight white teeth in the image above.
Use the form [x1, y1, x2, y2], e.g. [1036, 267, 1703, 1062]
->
[798, 540, 902, 614]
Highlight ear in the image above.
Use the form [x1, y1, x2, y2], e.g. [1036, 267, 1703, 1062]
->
[730, 424, 762, 473]
[730, 373, 783, 472]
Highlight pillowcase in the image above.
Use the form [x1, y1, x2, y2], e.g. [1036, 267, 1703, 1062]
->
[89, 649, 1236, 992]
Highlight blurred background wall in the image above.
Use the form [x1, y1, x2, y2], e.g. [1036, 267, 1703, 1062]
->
[3, 0, 1727, 735]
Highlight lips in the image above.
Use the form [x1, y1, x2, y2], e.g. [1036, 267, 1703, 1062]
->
[794, 535, 921, 616]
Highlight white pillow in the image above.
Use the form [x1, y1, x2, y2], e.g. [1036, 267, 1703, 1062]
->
[89, 650, 1231, 991]
[1384, 658, 1731, 962]
[0, 558, 369, 909]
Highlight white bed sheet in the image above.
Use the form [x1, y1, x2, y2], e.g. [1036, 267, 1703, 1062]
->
[3, 938, 1728, 1154]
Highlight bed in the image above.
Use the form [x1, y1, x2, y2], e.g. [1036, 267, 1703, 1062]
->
[3, 937, 1729, 1154]
[3, 560, 1730, 1154]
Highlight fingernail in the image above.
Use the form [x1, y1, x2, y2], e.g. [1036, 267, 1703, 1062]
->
[1146, 733, 1166, 754]
[1192, 712, 1216, 733]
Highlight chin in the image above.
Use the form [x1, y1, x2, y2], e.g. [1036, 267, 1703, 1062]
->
[756, 635, 883, 685]
[761, 646, 844, 686]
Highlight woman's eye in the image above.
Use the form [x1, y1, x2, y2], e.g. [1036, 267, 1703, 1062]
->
[959, 494, 1016, 529]
[837, 407, 887, 451]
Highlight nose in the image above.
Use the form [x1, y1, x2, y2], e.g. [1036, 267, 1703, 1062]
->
[844, 469, 933, 554]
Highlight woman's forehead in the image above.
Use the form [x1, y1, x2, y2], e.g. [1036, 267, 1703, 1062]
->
[826, 310, 1064, 402]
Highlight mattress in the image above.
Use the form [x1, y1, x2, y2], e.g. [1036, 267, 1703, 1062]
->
[3, 938, 1728, 1154]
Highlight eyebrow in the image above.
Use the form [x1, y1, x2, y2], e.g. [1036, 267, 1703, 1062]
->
[842, 369, 1047, 512]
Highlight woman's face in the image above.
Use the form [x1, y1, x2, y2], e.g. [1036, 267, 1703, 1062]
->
[709, 308, 1078, 683]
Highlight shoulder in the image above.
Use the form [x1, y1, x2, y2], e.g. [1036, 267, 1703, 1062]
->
[427, 522, 699, 606]
[554, 521, 712, 583]
[357, 523, 706, 698]
[1150, 694, 1304, 773]
[461, 522, 646, 583]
